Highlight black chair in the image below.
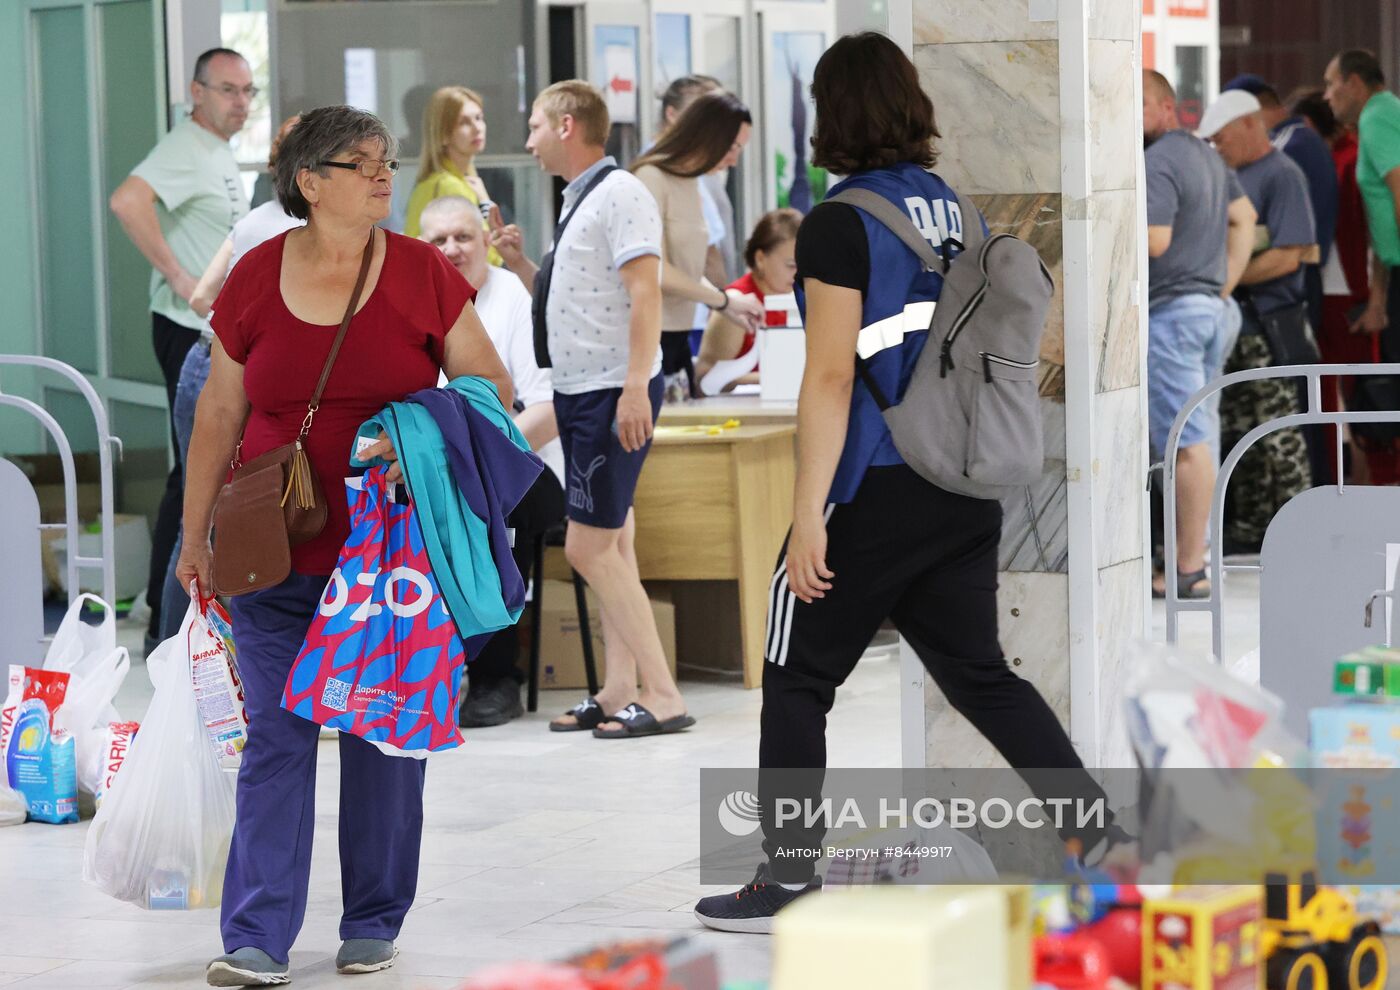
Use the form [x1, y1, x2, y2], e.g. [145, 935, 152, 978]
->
[525, 525, 599, 712]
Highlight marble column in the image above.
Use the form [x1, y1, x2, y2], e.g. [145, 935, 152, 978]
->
[902, 0, 1146, 768]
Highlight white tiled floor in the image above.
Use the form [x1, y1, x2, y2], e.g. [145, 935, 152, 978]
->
[0, 575, 1296, 989]
[0, 614, 906, 990]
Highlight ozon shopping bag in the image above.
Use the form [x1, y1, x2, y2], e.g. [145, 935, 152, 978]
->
[282, 467, 467, 757]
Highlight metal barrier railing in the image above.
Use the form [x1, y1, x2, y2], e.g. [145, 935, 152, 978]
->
[1162, 362, 1400, 662]
[0, 355, 122, 608]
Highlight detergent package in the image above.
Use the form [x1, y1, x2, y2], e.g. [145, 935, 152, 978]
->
[282, 468, 467, 758]
[186, 597, 247, 772]
[93, 721, 140, 810]
[2, 666, 79, 824]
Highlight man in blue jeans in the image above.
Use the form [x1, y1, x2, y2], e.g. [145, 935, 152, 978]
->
[1144, 70, 1257, 598]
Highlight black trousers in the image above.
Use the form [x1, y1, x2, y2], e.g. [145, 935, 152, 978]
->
[758, 465, 1107, 882]
[468, 467, 567, 685]
[660, 330, 698, 397]
[146, 313, 202, 636]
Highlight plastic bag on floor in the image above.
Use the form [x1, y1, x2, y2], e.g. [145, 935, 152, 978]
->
[83, 604, 237, 909]
[282, 468, 467, 758]
[43, 594, 131, 796]
[0, 784, 24, 826]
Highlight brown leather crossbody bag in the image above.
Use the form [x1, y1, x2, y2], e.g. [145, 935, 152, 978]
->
[210, 232, 375, 596]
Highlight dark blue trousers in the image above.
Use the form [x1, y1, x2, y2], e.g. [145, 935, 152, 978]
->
[222, 572, 427, 963]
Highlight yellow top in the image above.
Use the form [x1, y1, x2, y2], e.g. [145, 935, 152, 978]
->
[403, 162, 502, 266]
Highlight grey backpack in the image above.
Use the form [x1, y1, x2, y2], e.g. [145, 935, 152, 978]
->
[827, 188, 1054, 500]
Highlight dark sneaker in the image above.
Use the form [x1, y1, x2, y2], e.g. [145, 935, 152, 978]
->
[693, 863, 821, 934]
[335, 938, 398, 974]
[206, 947, 290, 986]
[458, 677, 524, 728]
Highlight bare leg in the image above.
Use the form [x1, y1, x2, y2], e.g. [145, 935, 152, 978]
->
[1175, 441, 1214, 582]
[555, 511, 685, 728]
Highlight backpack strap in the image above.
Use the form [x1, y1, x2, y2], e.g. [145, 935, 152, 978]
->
[826, 188, 943, 272]
[826, 185, 986, 411]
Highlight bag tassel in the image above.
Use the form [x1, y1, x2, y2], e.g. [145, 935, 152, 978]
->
[282, 441, 317, 510]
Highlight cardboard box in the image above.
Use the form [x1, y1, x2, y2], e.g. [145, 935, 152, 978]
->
[50, 513, 152, 601]
[535, 580, 676, 690]
[7, 451, 104, 524]
[1310, 704, 1400, 929]
[1140, 886, 1262, 990]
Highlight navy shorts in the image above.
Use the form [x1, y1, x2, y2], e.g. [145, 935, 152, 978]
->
[554, 374, 664, 529]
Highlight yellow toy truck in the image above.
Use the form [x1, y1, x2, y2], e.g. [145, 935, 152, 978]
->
[1260, 866, 1387, 990]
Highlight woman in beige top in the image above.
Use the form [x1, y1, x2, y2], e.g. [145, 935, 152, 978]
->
[631, 92, 763, 396]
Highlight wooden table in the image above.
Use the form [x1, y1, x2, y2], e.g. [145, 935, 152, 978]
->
[657, 395, 797, 426]
[634, 423, 795, 688]
[542, 423, 796, 688]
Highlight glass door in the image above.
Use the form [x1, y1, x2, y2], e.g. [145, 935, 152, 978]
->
[754, 3, 837, 216]
[584, 2, 650, 165]
[24, 0, 169, 532]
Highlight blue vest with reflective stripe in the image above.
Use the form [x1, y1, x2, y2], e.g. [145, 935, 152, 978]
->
[798, 163, 968, 503]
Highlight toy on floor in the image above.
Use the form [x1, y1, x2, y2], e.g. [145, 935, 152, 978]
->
[1256, 866, 1387, 990]
[1034, 933, 1112, 990]
[1141, 885, 1261, 990]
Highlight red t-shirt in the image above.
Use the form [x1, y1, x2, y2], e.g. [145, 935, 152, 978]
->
[729, 272, 765, 360]
[1332, 131, 1371, 305]
[211, 229, 474, 574]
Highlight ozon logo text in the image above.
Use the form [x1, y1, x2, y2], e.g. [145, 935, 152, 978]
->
[319, 567, 433, 622]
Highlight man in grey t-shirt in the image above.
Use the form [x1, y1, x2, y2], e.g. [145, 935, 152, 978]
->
[1201, 86, 1320, 554]
[1144, 70, 1256, 600]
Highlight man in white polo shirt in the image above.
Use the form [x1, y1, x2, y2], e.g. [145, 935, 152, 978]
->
[420, 194, 565, 727]
[497, 80, 694, 739]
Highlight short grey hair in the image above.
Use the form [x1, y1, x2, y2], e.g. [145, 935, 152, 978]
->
[419, 195, 480, 233]
[274, 105, 399, 220]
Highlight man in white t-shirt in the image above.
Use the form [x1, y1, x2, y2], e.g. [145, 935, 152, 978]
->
[420, 195, 566, 727]
[492, 80, 694, 739]
[110, 47, 252, 650]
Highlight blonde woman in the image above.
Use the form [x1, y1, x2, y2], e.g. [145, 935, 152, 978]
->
[404, 86, 501, 265]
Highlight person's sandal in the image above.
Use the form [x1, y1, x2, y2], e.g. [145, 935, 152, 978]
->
[549, 696, 606, 732]
[1153, 568, 1211, 600]
[592, 702, 696, 739]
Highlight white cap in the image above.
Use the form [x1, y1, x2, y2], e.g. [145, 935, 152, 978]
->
[1196, 90, 1262, 139]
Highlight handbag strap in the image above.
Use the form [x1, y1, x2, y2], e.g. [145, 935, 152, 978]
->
[300, 230, 377, 440]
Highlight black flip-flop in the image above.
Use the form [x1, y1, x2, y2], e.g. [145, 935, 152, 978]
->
[549, 697, 606, 732]
[592, 702, 696, 739]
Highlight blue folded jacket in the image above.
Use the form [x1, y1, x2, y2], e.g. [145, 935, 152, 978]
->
[352, 376, 544, 643]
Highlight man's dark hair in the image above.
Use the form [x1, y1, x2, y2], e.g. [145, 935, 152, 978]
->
[1288, 87, 1339, 140]
[1337, 49, 1385, 88]
[810, 32, 938, 174]
[193, 48, 246, 84]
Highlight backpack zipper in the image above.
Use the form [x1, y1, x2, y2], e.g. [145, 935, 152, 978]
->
[938, 282, 988, 376]
[938, 234, 1015, 377]
[979, 351, 1039, 383]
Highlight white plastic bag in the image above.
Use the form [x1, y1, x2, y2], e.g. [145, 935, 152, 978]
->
[83, 603, 237, 909]
[0, 784, 25, 827]
[43, 594, 130, 795]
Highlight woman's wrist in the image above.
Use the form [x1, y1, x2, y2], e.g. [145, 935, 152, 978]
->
[711, 289, 730, 311]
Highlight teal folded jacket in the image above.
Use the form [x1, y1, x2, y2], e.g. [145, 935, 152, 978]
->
[351, 376, 535, 641]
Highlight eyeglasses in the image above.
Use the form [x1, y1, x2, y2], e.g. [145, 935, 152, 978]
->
[200, 82, 259, 100]
[318, 159, 400, 178]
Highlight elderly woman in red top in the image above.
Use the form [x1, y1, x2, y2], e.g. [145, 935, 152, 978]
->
[177, 105, 510, 987]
